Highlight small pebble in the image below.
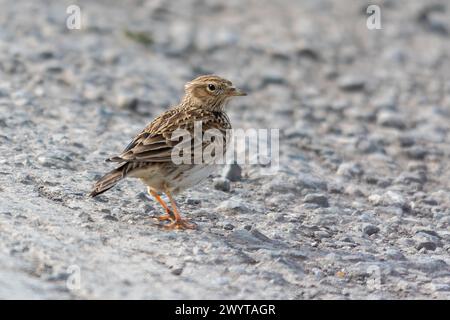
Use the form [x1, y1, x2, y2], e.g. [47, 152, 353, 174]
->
[362, 224, 380, 236]
[223, 163, 242, 182]
[213, 177, 231, 192]
[338, 75, 366, 91]
[303, 193, 329, 207]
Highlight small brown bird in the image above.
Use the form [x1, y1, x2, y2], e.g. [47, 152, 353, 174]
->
[90, 75, 246, 229]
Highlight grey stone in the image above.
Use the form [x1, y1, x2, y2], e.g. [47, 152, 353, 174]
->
[416, 242, 437, 251]
[336, 162, 364, 178]
[412, 258, 448, 273]
[385, 249, 406, 261]
[362, 224, 380, 236]
[223, 163, 242, 182]
[394, 172, 426, 186]
[223, 223, 235, 230]
[425, 12, 449, 35]
[418, 5, 449, 35]
[116, 92, 139, 111]
[228, 229, 271, 248]
[213, 177, 231, 192]
[296, 173, 327, 191]
[345, 185, 365, 197]
[399, 136, 415, 148]
[217, 198, 247, 213]
[338, 75, 366, 91]
[377, 111, 406, 130]
[103, 214, 118, 221]
[303, 193, 329, 207]
[414, 231, 442, 251]
[314, 230, 331, 239]
[369, 191, 407, 208]
[171, 267, 184, 276]
[355, 138, 383, 154]
[428, 283, 450, 292]
[261, 68, 286, 87]
[372, 94, 397, 110]
[186, 198, 201, 205]
[404, 146, 428, 160]
[263, 176, 299, 194]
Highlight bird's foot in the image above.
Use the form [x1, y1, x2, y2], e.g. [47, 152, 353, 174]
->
[156, 210, 175, 221]
[163, 218, 197, 230]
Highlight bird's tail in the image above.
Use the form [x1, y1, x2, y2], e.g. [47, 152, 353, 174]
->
[89, 163, 128, 197]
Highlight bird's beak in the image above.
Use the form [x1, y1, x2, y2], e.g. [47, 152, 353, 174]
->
[227, 86, 247, 96]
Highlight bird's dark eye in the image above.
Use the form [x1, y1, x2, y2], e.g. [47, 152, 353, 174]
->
[207, 84, 216, 91]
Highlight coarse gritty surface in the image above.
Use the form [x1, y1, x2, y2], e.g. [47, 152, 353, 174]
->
[1, 0, 450, 299]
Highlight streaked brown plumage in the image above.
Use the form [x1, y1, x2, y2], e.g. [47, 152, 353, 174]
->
[90, 75, 246, 229]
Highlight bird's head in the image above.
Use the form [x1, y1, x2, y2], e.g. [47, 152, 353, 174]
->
[183, 75, 246, 110]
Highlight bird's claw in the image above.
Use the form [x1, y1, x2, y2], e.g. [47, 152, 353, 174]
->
[163, 219, 197, 230]
[156, 210, 175, 221]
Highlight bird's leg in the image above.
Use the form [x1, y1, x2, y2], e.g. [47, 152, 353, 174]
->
[148, 187, 175, 221]
[163, 186, 196, 230]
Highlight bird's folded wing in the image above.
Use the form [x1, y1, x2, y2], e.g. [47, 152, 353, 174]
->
[107, 109, 227, 163]
[107, 132, 175, 163]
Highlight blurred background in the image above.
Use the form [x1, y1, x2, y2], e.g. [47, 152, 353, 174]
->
[1, 0, 450, 299]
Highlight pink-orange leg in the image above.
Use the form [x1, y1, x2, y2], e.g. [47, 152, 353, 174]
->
[163, 186, 196, 230]
[148, 187, 175, 222]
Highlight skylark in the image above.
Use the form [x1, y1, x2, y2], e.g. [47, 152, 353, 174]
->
[90, 75, 246, 229]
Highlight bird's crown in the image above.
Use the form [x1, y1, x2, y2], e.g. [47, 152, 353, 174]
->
[182, 75, 246, 110]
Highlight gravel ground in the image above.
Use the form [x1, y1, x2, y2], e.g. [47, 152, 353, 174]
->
[1, 0, 450, 299]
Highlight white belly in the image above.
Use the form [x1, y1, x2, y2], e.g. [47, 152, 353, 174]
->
[170, 164, 218, 191]
[132, 164, 219, 194]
